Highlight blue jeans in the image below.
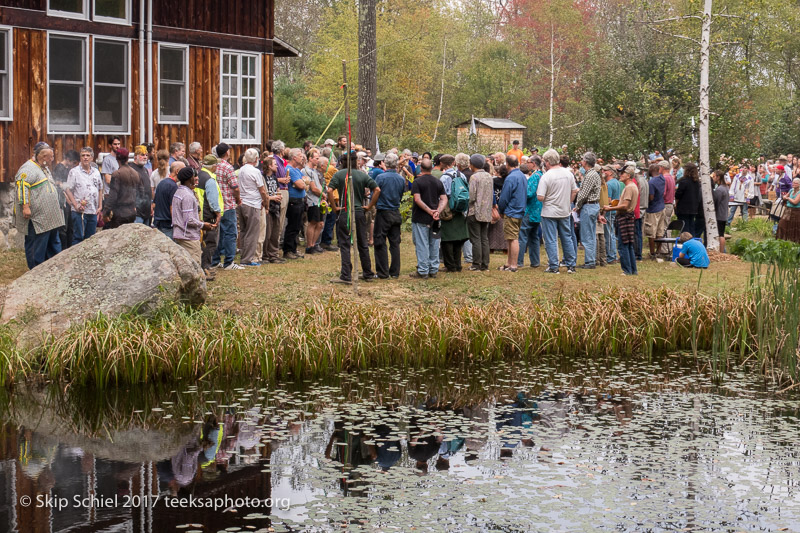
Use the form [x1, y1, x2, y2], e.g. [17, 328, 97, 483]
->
[23, 221, 61, 269]
[70, 212, 97, 245]
[135, 215, 152, 226]
[157, 226, 174, 240]
[728, 203, 748, 224]
[618, 239, 638, 275]
[412, 222, 440, 275]
[541, 217, 577, 269]
[604, 211, 617, 262]
[321, 211, 337, 245]
[579, 203, 600, 266]
[517, 217, 540, 267]
[462, 239, 473, 264]
[634, 217, 643, 260]
[212, 208, 238, 267]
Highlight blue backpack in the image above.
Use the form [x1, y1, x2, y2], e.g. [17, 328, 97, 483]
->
[448, 171, 470, 214]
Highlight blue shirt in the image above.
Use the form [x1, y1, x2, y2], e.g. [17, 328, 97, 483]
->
[680, 239, 709, 268]
[647, 175, 665, 213]
[152, 177, 178, 228]
[498, 168, 527, 219]
[288, 166, 306, 199]
[375, 171, 406, 210]
[607, 178, 622, 201]
[525, 171, 543, 223]
[369, 167, 384, 180]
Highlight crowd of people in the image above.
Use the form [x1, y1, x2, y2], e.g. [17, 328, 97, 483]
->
[12, 135, 800, 280]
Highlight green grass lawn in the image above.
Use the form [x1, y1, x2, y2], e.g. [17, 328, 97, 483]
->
[1, 216, 769, 314]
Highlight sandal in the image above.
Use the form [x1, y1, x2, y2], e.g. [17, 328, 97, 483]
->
[498, 265, 518, 272]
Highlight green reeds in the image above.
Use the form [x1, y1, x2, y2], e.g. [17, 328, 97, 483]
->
[0, 265, 797, 388]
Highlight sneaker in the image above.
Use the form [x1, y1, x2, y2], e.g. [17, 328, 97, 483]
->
[330, 277, 352, 285]
[409, 271, 429, 279]
[468, 265, 481, 271]
[313, 245, 325, 253]
[224, 263, 245, 270]
[305, 247, 316, 255]
[284, 252, 302, 260]
[321, 243, 338, 252]
[567, 267, 577, 274]
[268, 257, 286, 264]
[359, 273, 377, 281]
[242, 261, 261, 267]
[544, 267, 560, 274]
[579, 264, 596, 270]
[428, 272, 438, 279]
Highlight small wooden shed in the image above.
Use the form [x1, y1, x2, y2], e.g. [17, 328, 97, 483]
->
[456, 118, 526, 151]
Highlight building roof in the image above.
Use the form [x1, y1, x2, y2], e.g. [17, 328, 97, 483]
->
[274, 37, 301, 58]
[457, 118, 527, 130]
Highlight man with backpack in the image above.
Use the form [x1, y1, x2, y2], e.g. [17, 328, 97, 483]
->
[438, 155, 470, 272]
[497, 155, 527, 272]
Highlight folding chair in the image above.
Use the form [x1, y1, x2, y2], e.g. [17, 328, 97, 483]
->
[653, 219, 685, 258]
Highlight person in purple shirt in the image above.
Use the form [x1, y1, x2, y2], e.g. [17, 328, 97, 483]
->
[271, 140, 290, 239]
[172, 167, 217, 272]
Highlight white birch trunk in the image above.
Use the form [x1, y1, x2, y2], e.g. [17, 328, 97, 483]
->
[699, 0, 719, 250]
[549, 23, 555, 148]
[433, 37, 447, 143]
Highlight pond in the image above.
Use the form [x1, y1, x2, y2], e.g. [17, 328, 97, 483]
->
[1, 354, 799, 532]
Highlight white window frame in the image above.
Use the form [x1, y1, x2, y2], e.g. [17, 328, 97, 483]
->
[219, 50, 262, 145]
[47, 0, 89, 20]
[93, 0, 132, 26]
[157, 43, 189, 125]
[47, 31, 89, 135]
[92, 36, 131, 135]
[0, 26, 13, 121]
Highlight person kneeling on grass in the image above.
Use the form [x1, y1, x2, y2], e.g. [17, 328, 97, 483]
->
[676, 232, 709, 269]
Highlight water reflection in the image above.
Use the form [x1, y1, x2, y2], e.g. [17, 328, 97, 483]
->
[0, 356, 799, 532]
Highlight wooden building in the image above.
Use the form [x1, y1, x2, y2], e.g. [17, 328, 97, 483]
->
[0, 0, 298, 182]
[456, 117, 526, 152]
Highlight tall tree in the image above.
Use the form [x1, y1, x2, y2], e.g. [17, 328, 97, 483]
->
[357, 0, 378, 152]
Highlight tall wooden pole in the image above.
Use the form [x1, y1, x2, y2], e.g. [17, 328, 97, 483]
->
[699, 0, 719, 250]
[343, 60, 359, 291]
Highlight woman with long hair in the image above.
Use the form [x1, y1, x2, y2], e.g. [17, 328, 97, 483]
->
[674, 163, 703, 238]
[150, 149, 170, 193]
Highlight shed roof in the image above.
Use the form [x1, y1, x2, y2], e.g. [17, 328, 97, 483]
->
[457, 118, 527, 130]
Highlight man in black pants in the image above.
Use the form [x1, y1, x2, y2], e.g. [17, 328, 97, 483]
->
[373, 153, 407, 278]
[283, 148, 307, 259]
[326, 152, 381, 284]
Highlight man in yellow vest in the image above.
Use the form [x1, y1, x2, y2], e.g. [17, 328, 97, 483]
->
[195, 154, 223, 279]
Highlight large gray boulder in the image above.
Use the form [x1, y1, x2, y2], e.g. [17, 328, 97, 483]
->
[0, 224, 205, 346]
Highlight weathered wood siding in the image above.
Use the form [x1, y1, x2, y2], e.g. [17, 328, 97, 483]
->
[457, 126, 524, 152]
[0, 31, 273, 182]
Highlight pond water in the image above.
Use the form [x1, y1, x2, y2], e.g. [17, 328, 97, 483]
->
[1, 355, 799, 532]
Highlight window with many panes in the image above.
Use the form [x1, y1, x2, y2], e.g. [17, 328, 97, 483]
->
[48, 0, 88, 19]
[158, 44, 188, 123]
[0, 28, 11, 120]
[220, 51, 260, 143]
[93, 38, 129, 133]
[48, 34, 87, 133]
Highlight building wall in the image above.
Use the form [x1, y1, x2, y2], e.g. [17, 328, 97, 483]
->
[0, 28, 274, 182]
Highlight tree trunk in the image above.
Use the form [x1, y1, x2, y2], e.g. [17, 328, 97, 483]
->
[432, 37, 447, 143]
[548, 22, 555, 148]
[357, 0, 377, 152]
[699, 0, 719, 250]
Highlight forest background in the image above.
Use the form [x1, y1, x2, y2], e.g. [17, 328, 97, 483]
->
[273, 0, 800, 160]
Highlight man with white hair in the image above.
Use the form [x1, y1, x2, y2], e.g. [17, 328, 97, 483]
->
[236, 148, 269, 266]
[187, 142, 203, 172]
[373, 152, 406, 278]
[283, 148, 307, 259]
[537, 149, 578, 273]
[272, 140, 290, 242]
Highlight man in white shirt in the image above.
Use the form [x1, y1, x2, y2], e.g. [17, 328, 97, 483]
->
[65, 147, 104, 245]
[537, 149, 578, 274]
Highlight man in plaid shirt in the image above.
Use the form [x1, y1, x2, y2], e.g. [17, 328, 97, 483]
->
[211, 143, 243, 270]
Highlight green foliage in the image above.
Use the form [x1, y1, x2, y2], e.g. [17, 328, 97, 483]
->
[399, 191, 413, 231]
[274, 76, 346, 146]
[732, 217, 774, 239]
[729, 237, 800, 267]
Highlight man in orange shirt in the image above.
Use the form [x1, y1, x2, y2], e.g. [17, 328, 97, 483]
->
[507, 140, 524, 162]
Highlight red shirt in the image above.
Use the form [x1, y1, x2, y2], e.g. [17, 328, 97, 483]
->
[216, 159, 239, 211]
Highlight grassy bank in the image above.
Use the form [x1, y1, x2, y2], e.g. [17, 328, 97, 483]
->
[1, 272, 797, 388]
[1, 219, 795, 388]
